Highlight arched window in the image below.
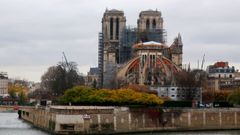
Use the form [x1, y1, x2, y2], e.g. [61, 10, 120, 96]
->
[110, 17, 113, 40]
[146, 19, 150, 29]
[152, 19, 156, 29]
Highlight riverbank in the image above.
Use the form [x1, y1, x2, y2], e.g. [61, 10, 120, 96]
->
[19, 106, 240, 134]
[3, 112, 240, 135]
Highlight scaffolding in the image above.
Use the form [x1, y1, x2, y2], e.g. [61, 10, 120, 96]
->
[98, 32, 104, 87]
[119, 26, 167, 64]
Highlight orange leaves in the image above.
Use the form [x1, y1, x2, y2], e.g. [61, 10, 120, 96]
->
[214, 91, 230, 101]
[202, 90, 231, 103]
[59, 86, 164, 106]
[125, 84, 157, 95]
[8, 84, 28, 98]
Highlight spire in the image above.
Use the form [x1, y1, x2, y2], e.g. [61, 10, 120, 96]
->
[170, 33, 183, 47]
[177, 33, 183, 46]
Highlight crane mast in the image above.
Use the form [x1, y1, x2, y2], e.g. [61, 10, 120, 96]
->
[62, 52, 70, 71]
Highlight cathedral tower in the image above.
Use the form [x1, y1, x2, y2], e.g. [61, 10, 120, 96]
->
[101, 9, 126, 87]
[137, 10, 163, 31]
[102, 9, 126, 66]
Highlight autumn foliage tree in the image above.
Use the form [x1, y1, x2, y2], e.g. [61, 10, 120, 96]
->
[214, 91, 230, 101]
[124, 84, 157, 95]
[59, 86, 164, 106]
[8, 84, 28, 105]
[202, 90, 230, 103]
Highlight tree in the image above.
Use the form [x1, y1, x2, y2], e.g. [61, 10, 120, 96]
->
[175, 70, 196, 87]
[124, 84, 157, 95]
[59, 86, 94, 104]
[92, 79, 97, 89]
[28, 88, 52, 100]
[202, 91, 214, 103]
[18, 91, 27, 105]
[59, 86, 164, 106]
[41, 62, 85, 96]
[8, 84, 28, 105]
[227, 89, 240, 105]
[175, 69, 207, 100]
[214, 91, 230, 101]
[8, 85, 17, 99]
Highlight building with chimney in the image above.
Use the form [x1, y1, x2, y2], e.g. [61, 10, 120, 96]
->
[206, 61, 240, 91]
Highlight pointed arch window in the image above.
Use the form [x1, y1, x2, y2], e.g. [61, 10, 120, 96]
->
[152, 19, 156, 29]
[110, 17, 113, 40]
[116, 18, 119, 40]
[146, 19, 150, 30]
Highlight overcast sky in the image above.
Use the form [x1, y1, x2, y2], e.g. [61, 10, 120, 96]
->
[0, 0, 240, 82]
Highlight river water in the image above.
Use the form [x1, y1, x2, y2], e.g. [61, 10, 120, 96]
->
[1, 112, 240, 135]
[0, 112, 49, 135]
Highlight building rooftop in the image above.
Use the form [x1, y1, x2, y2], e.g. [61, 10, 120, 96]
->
[143, 41, 162, 45]
[213, 62, 229, 68]
[88, 67, 99, 75]
[0, 72, 8, 79]
[139, 9, 161, 16]
[133, 41, 167, 50]
[104, 9, 124, 16]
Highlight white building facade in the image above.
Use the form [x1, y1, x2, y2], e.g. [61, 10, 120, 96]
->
[0, 72, 9, 97]
[151, 86, 201, 101]
[206, 62, 239, 91]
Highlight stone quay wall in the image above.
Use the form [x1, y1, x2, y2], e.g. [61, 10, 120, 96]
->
[0, 105, 17, 112]
[20, 106, 240, 134]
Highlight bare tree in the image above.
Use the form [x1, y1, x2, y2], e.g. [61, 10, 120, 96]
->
[40, 62, 85, 96]
[175, 69, 207, 100]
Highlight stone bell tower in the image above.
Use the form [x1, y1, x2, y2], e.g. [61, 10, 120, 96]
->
[102, 9, 126, 66]
[137, 9, 163, 31]
[101, 9, 126, 87]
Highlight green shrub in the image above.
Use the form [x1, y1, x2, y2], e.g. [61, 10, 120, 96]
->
[59, 86, 164, 106]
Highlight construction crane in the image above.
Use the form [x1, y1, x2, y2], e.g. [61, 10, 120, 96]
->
[62, 52, 70, 71]
[201, 54, 205, 70]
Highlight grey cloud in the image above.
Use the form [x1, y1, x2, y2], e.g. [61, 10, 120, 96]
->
[0, 0, 239, 81]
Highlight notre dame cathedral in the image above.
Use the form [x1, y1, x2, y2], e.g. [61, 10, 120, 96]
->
[98, 9, 183, 88]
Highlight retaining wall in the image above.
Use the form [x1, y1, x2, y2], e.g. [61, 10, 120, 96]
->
[20, 106, 240, 134]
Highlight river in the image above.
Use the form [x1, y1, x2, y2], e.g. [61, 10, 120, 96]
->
[1, 112, 240, 135]
[0, 112, 49, 135]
